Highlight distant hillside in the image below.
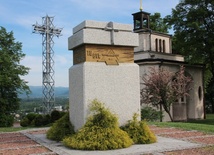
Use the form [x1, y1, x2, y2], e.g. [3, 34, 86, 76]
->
[19, 86, 69, 98]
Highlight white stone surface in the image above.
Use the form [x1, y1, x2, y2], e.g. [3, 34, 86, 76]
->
[134, 32, 150, 52]
[69, 62, 140, 131]
[73, 20, 133, 34]
[134, 51, 184, 62]
[68, 20, 139, 50]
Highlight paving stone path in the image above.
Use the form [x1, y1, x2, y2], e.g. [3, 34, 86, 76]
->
[150, 125, 214, 145]
[0, 126, 213, 155]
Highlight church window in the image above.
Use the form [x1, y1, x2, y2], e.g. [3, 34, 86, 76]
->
[155, 39, 158, 52]
[134, 19, 141, 29]
[155, 38, 166, 53]
[163, 40, 166, 53]
[143, 19, 148, 28]
[181, 96, 185, 103]
[159, 39, 162, 52]
[198, 86, 202, 100]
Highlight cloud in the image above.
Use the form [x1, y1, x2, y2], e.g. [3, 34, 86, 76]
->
[54, 54, 72, 86]
[21, 54, 72, 87]
[20, 55, 42, 86]
[21, 55, 42, 72]
[55, 54, 70, 65]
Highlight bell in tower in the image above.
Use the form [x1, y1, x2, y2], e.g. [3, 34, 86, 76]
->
[132, 0, 150, 32]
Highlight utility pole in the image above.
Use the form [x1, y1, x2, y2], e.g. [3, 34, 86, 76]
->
[33, 15, 62, 114]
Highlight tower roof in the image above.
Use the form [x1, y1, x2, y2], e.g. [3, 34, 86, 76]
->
[132, 10, 150, 16]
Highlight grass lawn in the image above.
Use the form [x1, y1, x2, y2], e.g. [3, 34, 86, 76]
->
[1, 114, 214, 133]
[150, 114, 214, 134]
[0, 126, 30, 132]
[0, 124, 51, 133]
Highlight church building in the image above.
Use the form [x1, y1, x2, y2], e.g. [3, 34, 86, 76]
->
[132, 9, 205, 121]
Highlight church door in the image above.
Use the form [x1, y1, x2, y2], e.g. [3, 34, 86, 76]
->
[172, 96, 187, 121]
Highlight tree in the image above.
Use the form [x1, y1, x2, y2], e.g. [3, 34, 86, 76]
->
[150, 12, 171, 33]
[164, 0, 214, 112]
[141, 66, 192, 121]
[0, 26, 30, 127]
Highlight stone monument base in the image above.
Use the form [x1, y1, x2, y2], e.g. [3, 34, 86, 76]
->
[69, 62, 140, 131]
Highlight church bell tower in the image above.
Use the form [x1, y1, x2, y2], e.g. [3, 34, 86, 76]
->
[132, 0, 150, 32]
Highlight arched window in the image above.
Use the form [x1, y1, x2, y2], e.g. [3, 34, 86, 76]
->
[163, 40, 166, 53]
[155, 39, 158, 52]
[198, 86, 202, 100]
[159, 39, 162, 52]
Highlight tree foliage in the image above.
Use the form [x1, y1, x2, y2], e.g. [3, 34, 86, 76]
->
[141, 66, 192, 121]
[165, 0, 214, 83]
[0, 26, 30, 126]
[150, 12, 171, 33]
[164, 0, 214, 112]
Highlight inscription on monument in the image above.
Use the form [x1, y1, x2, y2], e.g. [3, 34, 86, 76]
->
[73, 45, 134, 65]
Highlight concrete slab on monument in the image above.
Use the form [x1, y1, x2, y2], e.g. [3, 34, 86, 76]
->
[68, 20, 139, 50]
[68, 20, 140, 131]
[73, 20, 133, 34]
[69, 62, 140, 131]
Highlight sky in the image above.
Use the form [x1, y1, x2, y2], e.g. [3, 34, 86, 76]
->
[0, 0, 179, 87]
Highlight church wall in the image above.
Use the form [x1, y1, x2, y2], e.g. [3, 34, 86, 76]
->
[185, 66, 204, 119]
[134, 32, 150, 52]
[150, 34, 171, 53]
[138, 62, 204, 122]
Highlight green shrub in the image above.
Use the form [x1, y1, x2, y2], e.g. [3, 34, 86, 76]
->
[63, 99, 133, 150]
[26, 113, 38, 122]
[20, 113, 39, 127]
[34, 114, 44, 127]
[33, 114, 51, 127]
[20, 112, 56, 127]
[50, 110, 66, 123]
[51, 110, 60, 122]
[141, 106, 163, 122]
[20, 117, 30, 127]
[121, 113, 157, 144]
[0, 114, 14, 127]
[43, 114, 51, 125]
[47, 112, 75, 141]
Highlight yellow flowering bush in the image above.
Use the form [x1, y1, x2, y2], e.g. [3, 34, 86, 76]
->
[63, 99, 133, 150]
[121, 113, 157, 144]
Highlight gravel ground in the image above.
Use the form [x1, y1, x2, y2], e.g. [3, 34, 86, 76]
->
[0, 125, 214, 155]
